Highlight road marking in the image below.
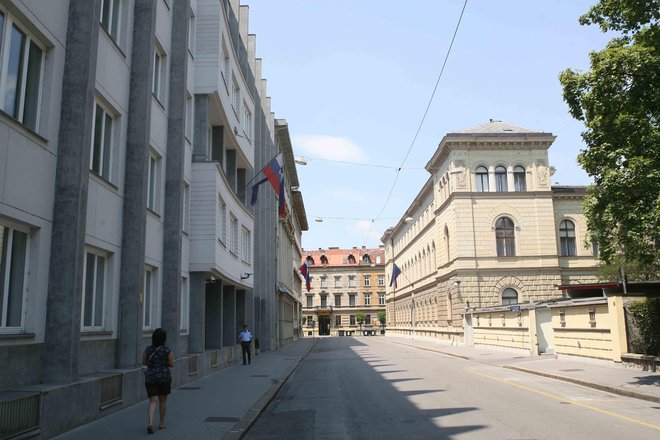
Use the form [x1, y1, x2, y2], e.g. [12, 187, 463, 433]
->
[467, 368, 660, 431]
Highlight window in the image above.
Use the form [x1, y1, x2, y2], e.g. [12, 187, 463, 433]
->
[501, 288, 518, 305]
[180, 277, 189, 331]
[241, 227, 251, 263]
[153, 45, 166, 102]
[362, 254, 371, 264]
[320, 295, 327, 307]
[0, 12, 44, 132]
[347, 255, 356, 264]
[183, 183, 190, 233]
[559, 219, 577, 256]
[82, 251, 106, 329]
[320, 276, 327, 288]
[221, 40, 230, 88]
[143, 266, 156, 329]
[320, 255, 328, 265]
[242, 104, 251, 139]
[187, 10, 195, 56]
[100, 0, 121, 42]
[364, 293, 371, 305]
[514, 165, 526, 191]
[0, 224, 27, 329]
[306, 295, 313, 308]
[363, 275, 370, 287]
[306, 256, 314, 265]
[90, 103, 114, 181]
[231, 76, 240, 113]
[147, 150, 161, 212]
[365, 314, 371, 325]
[185, 94, 193, 140]
[495, 166, 508, 192]
[218, 197, 227, 244]
[334, 294, 341, 307]
[349, 315, 356, 326]
[444, 225, 450, 261]
[348, 276, 356, 287]
[229, 215, 238, 254]
[349, 294, 356, 307]
[335, 315, 341, 326]
[378, 293, 385, 305]
[496, 217, 515, 256]
[334, 276, 340, 287]
[476, 166, 489, 192]
[378, 275, 384, 286]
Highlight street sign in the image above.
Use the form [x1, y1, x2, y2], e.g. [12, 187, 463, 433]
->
[509, 305, 521, 312]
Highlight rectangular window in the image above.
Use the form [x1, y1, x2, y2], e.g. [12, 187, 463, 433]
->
[364, 293, 371, 306]
[348, 276, 356, 288]
[349, 294, 356, 307]
[0, 224, 27, 329]
[217, 197, 227, 244]
[100, 0, 121, 42]
[334, 276, 340, 287]
[378, 293, 385, 305]
[363, 275, 370, 287]
[242, 104, 252, 139]
[187, 10, 195, 56]
[185, 94, 193, 140]
[231, 76, 240, 114]
[183, 182, 190, 233]
[180, 277, 189, 331]
[82, 251, 106, 329]
[90, 103, 114, 181]
[334, 294, 341, 307]
[241, 227, 251, 263]
[378, 275, 384, 286]
[335, 315, 341, 327]
[365, 314, 371, 325]
[320, 295, 327, 307]
[153, 45, 166, 102]
[221, 42, 230, 88]
[320, 277, 327, 288]
[306, 295, 313, 308]
[229, 215, 238, 254]
[147, 150, 160, 212]
[143, 267, 156, 329]
[349, 315, 356, 326]
[0, 13, 44, 132]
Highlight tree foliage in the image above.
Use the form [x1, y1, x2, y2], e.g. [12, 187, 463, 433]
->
[377, 311, 386, 325]
[355, 313, 366, 330]
[559, 0, 660, 277]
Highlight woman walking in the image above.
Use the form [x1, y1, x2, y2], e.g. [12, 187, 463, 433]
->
[143, 328, 175, 434]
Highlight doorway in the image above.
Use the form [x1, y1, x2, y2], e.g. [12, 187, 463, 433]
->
[535, 307, 554, 354]
[318, 316, 330, 336]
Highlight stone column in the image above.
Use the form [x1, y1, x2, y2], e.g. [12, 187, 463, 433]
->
[222, 285, 236, 346]
[188, 273, 206, 353]
[43, 0, 101, 384]
[117, 0, 157, 369]
[160, 0, 190, 358]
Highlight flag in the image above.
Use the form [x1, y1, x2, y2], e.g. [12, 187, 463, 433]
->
[299, 262, 311, 291]
[250, 177, 269, 206]
[278, 175, 287, 218]
[389, 263, 401, 288]
[263, 154, 283, 195]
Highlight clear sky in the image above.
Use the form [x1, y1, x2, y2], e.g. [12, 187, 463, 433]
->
[245, 0, 612, 251]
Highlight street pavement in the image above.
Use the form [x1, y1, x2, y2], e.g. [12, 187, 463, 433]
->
[53, 335, 659, 440]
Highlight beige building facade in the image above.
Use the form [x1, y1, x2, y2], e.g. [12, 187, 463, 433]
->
[302, 247, 386, 336]
[382, 121, 599, 343]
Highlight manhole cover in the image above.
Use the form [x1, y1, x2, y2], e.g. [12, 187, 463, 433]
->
[178, 386, 201, 390]
[205, 416, 240, 423]
[559, 369, 584, 372]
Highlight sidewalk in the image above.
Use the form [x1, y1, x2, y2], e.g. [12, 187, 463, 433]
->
[53, 335, 659, 440]
[386, 336, 660, 404]
[53, 338, 317, 440]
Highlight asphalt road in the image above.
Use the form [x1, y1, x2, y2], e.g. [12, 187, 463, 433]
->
[244, 337, 660, 440]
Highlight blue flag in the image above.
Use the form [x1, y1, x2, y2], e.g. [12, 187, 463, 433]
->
[389, 263, 401, 288]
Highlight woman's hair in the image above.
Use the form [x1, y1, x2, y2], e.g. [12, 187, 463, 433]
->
[152, 328, 167, 346]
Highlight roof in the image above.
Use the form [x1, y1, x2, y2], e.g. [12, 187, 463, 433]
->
[302, 247, 385, 267]
[452, 120, 546, 135]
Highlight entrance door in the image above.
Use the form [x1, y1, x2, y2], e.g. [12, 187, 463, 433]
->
[535, 307, 554, 354]
[318, 316, 331, 336]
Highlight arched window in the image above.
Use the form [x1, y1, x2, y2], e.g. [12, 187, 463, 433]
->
[362, 254, 371, 264]
[514, 165, 526, 191]
[502, 288, 518, 305]
[496, 217, 516, 256]
[495, 166, 508, 192]
[347, 254, 356, 264]
[320, 255, 328, 265]
[306, 256, 315, 265]
[444, 225, 450, 262]
[476, 166, 489, 192]
[559, 220, 577, 256]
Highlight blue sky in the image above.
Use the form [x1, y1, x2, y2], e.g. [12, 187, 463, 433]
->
[246, 0, 612, 251]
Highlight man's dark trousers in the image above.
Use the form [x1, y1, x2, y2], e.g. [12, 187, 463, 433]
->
[241, 341, 251, 364]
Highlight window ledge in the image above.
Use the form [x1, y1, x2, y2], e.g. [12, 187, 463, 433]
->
[81, 330, 113, 338]
[0, 332, 36, 340]
[0, 110, 48, 146]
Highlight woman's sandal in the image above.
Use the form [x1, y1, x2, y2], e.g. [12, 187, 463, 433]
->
[147, 426, 154, 434]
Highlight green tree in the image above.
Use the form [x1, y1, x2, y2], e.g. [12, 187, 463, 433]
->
[377, 311, 386, 333]
[355, 313, 366, 332]
[559, 0, 660, 278]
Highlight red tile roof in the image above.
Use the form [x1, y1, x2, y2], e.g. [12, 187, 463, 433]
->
[302, 247, 385, 267]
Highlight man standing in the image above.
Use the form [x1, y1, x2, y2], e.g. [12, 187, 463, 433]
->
[238, 324, 253, 365]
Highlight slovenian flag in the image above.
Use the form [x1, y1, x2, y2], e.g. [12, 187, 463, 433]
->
[389, 263, 401, 288]
[299, 262, 311, 291]
[264, 155, 283, 195]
